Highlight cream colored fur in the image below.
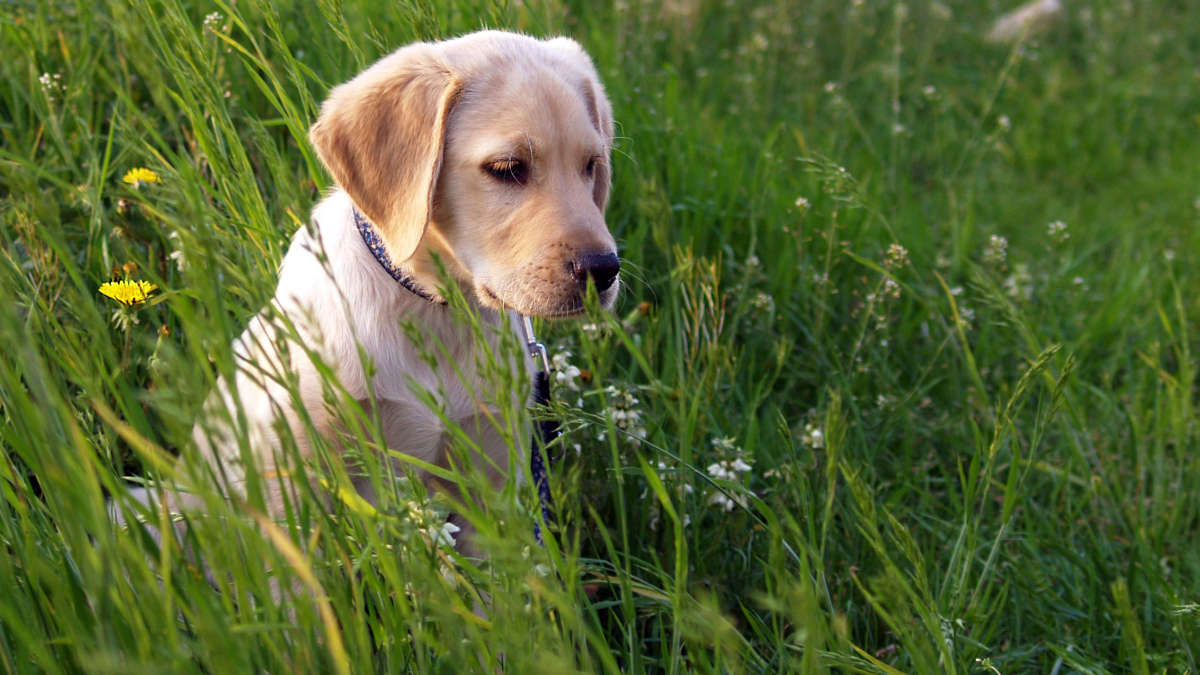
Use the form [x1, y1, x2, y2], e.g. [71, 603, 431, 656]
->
[185, 30, 618, 549]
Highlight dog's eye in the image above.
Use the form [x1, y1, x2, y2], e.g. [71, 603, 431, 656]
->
[484, 159, 528, 185]
[584, 156, 599, 178]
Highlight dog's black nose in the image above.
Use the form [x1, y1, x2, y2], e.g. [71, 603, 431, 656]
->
[572, 252, 620, 292]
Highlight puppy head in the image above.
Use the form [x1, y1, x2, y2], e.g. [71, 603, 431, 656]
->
[309, 31, 618, 317]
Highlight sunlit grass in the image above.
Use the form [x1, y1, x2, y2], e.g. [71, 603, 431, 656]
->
[1, 0, 1198, 671]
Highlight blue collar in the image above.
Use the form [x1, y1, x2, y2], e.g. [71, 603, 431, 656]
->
[352, 207, 441, 304]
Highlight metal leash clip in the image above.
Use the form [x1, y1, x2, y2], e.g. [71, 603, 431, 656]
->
[520, 314, 551, 375]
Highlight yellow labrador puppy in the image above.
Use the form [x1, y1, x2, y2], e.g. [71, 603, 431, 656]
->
[179, 30, 618, 550]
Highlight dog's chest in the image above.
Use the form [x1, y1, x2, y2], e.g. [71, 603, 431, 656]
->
[344, 307, 525, 461]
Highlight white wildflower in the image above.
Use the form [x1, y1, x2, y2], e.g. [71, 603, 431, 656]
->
[712, 436, 738, 452]
[707, 461, 734, 481]
[795, 196, 810, 210]
[708, 492, 737, 512]
[1046, 220, 1069, 243]
[167, 231, 187, 271]
[203, 11, 223, 30]
[729, 457, 753, 473]
[709, 458, 751, 479]
[751, 291, 775, 314]
[1002, 262, 1033, 300]
[801, 422, 824, 449]
[551, 350, 582, 390]
[884, 243, 909, 269]
[982, 234, 1008, 265]
[428, 520, 460, 548]
[39, 72, 63, 101]
[602, 385, 646, 445]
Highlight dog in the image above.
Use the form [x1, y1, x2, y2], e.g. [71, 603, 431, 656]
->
[133, 30, 619, 556]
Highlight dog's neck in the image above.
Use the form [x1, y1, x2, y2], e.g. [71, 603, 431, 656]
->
[351, 207, 443, 305]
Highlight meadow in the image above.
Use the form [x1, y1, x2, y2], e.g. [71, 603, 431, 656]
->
[1, 0, 1198, 671]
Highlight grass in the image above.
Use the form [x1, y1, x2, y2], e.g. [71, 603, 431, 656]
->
[2, 0, 1198, 671]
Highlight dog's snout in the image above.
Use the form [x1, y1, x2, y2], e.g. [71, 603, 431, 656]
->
[571, 252, 620, 292]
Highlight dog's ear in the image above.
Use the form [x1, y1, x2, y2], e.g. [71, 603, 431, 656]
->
[309, 44, 461, 262]
[583, 76, 614, 211]
[546, 37, 614, 211]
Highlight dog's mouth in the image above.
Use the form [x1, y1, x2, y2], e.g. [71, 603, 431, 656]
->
[479, 281, 617, 318]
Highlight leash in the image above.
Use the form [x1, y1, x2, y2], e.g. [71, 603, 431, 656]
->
[519, 315, 560, 544]
[353, 207, 560, 543]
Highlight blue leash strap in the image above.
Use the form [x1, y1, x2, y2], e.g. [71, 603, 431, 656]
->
[530, 370, 559, 544]
[522, 316, 559, 545]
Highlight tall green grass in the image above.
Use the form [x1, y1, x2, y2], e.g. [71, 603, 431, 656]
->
[2, 0, 1198, 671]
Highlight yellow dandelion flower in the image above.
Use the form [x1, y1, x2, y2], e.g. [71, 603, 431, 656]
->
[122, 167, 161, 188]
[99, 280, 158, 306]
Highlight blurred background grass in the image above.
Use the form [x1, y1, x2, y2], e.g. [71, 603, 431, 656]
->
[1, 0, 1198, 671]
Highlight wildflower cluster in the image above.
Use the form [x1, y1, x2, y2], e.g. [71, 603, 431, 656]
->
[750, 290, 776, 315]
[705, 436, 753, 512]
[1046, 219, 1069, 244]
[401, 499, 459, 550]
[38, 72, 63, 101]
[799, 421, 825, 449]
[884, 243, 909, 270]
[982, 234, 1008, 266]
[1003, 262, 1034, 300]
[598, 385, 647, 446]
[550, 310, 652, 451]
[202, 11, 223, 31]
[551, 350, 582, 390]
